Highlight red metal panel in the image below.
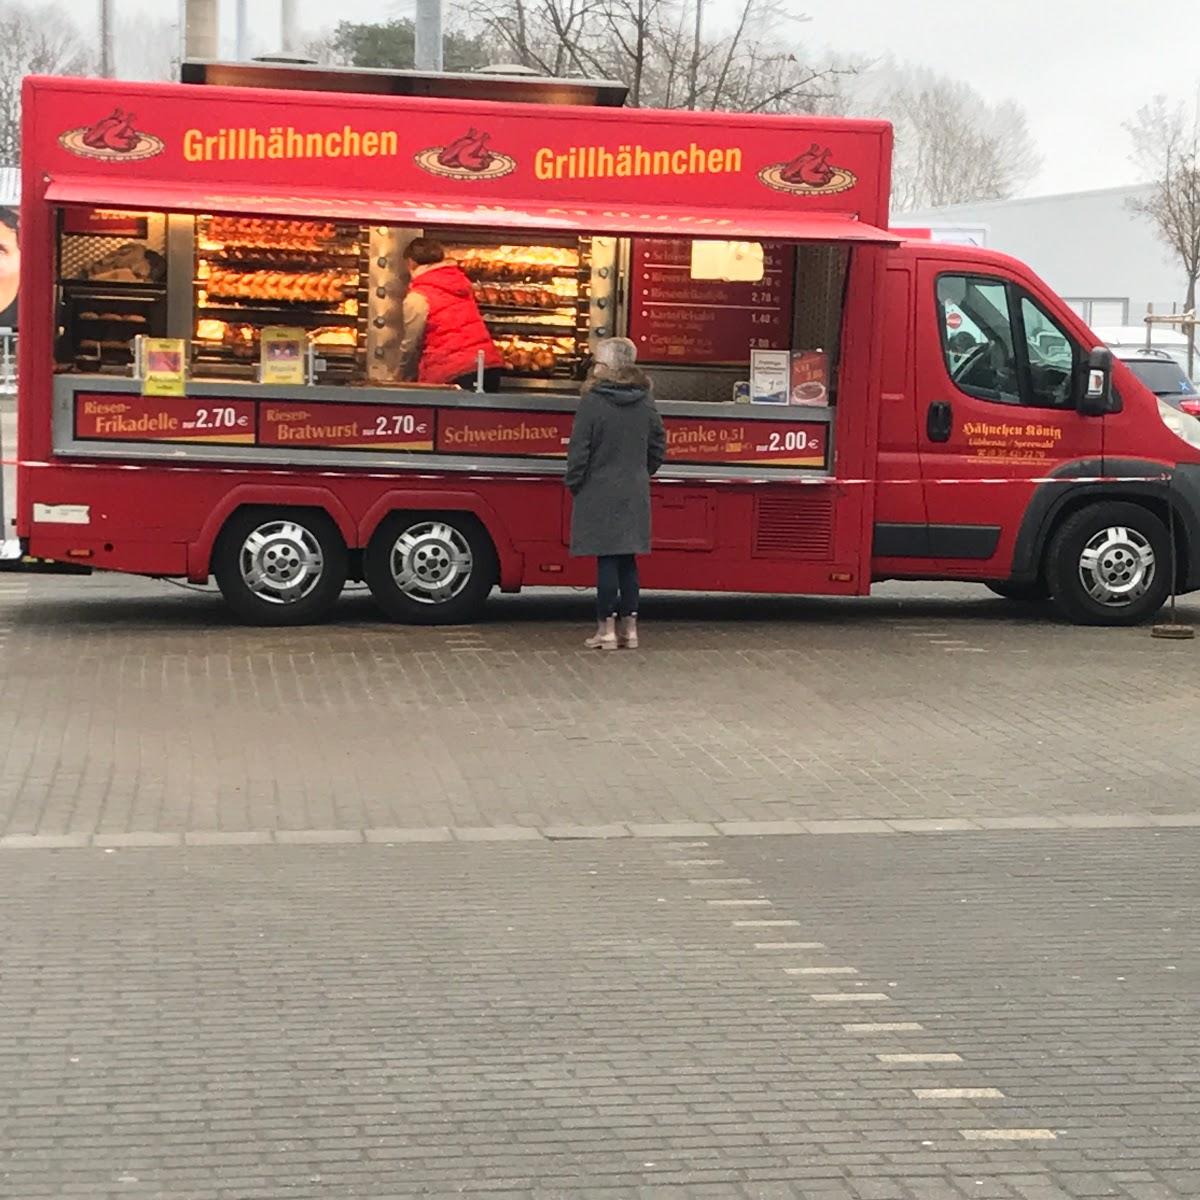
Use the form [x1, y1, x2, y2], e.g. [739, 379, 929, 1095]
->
[27, 74, 894, 227]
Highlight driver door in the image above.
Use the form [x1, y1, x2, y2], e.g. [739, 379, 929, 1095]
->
[914, 262, 1103, 577]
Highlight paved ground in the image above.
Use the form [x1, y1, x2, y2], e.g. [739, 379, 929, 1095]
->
[2, 574, 1199, 1197]
[0, 574, 1197, 838]
[2, 830, 1198, 1198]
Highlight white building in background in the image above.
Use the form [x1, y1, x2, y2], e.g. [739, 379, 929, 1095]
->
[897, 184, 1187, 328]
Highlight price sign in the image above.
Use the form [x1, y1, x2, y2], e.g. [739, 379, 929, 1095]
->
[627, 237, 795, 365]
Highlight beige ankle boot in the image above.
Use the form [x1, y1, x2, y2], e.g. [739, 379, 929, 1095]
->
[585, 617, 618, 650]
[618, 615, 639, 649]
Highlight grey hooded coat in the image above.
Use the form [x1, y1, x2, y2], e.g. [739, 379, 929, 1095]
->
[565, 371, 667, 557]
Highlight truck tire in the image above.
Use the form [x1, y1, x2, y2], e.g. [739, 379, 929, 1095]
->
[213, 508, 348, 626]
[1045, 501, 1171, 626]
[364, 512, 497, 625]
[986, 581, 1049, 603]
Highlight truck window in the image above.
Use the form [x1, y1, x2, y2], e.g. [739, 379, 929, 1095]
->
[936, 276, 1020, 405]
[937, 274, 1077, 410]
[1019, 296, 1075, 409]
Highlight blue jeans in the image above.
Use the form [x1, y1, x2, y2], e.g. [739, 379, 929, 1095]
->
[597, 555, 639, 620]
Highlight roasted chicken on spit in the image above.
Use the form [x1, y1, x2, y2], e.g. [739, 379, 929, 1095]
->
[204, 268, 357, 304]
[447, 244, 579, 282]
[494, 335, 575, 374]
[205, 217, 345, 252]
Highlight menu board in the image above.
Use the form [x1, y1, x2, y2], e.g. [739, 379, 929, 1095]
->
[71, 393, 831, 472]
[627, 238, 795, 365]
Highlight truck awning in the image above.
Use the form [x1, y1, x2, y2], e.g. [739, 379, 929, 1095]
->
[44, 176, 899, 244]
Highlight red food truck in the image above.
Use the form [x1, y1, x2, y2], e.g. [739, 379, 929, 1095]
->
[10, 63, 1200, 626]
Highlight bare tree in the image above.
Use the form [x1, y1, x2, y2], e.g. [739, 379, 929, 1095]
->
[1127, 96, 1200, 376]
[466, 0, 846, 113]
[469, 0, 609, 78]
[688, 2, 846, 115]
[854, 61, 1039, 211]
[0, 1, 93, 164]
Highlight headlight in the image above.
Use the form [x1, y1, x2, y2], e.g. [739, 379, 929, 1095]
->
[1157, 399, 1200, 450]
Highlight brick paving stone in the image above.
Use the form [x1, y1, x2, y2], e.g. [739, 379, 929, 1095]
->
[454, 825, 544, 841]
[973, 817, 1066, 830]
[363, 826, 453, 842]
[715, 821, 809, 836]
[807, 820, 893, 835]
[627, 823, 721, 838]
[273, 829, 364, 844]
[0, 832, 91, 848]
[887, 819, 981, 833]
[91, 832, 182, 847]
[542, 824, 631, 840]
[182, 830, 274, 846]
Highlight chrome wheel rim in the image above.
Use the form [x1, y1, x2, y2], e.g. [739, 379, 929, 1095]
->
[1078, 526, 1156, 607]
[238, 520, 325, 605]
[388, 521, 473, 605]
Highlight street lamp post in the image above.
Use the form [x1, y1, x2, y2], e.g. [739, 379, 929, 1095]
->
[99, 0, 114, 78]
[414, 0, 444, 72]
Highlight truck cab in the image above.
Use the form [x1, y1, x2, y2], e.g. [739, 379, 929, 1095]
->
[874, 240, 1200, 624]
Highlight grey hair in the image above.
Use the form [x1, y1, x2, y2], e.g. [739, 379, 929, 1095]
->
[593, 337, 638, 372]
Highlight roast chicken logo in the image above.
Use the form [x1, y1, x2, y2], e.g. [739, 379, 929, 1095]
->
[60, 109, 165, 162]
[758, 143, 856, 196]
[415, 128, 517, 181]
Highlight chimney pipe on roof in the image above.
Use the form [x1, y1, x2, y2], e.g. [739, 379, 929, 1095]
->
[281, 0, 302, 55]
[184, 0, 220, 60]
[414, 0, 444, 72]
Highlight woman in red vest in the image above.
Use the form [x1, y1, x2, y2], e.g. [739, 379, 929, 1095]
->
[399, 238, 503, 391]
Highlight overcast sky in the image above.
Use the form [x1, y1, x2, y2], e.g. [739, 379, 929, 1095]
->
[63, 0, 1200, 197]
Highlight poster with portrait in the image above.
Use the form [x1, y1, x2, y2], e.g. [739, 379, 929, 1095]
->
[0, 207, 19, 331]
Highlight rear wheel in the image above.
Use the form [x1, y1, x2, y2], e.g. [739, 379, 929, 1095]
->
[364, 512, 497, 625]
[1045, 501, 1171, 626]
[985, 580, 1049, 603]
[213, 508, 347, 626]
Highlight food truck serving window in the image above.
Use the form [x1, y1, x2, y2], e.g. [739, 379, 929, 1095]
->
[49, 193, 862, 406]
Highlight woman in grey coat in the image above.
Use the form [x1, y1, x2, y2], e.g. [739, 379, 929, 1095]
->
[565, 338, 667, 650]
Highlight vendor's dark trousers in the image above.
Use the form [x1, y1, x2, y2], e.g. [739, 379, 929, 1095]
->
[597, 555, 639, 620]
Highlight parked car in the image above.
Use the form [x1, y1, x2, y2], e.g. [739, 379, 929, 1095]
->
[1114, 347, 1200, 416]
[1095, 325, 1196, 380]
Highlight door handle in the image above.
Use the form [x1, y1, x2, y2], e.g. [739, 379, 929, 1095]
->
[926, 401, 953, 443]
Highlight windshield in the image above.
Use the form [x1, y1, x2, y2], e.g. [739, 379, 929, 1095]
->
[1124, 358, 1195, 397]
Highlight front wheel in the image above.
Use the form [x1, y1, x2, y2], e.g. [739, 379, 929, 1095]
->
[364, 512, 497, 624]
[213, 508, 348, 626]
[1045, 502, 1171, 626]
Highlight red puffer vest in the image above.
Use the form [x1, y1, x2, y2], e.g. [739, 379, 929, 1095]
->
[408, 263, 502, 384]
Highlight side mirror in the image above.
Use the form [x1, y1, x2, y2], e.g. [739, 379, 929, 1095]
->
[1076, 345, 1114, 416]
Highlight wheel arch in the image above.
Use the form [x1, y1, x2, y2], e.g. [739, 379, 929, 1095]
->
[1012, 462, 1197, 592]
[188, 485, 356, 582]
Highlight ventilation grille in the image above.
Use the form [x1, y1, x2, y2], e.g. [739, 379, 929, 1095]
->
[752, 492, 834, 560]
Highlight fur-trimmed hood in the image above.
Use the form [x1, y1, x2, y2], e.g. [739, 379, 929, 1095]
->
[582, 366, 652, 404]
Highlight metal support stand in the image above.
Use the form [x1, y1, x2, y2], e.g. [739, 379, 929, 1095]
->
[1152, 493, 1195, 639]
